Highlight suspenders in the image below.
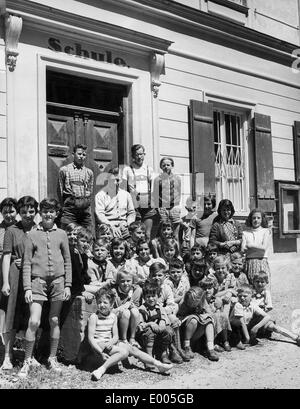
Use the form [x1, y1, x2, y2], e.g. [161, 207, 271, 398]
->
[130, 165, 152, 208]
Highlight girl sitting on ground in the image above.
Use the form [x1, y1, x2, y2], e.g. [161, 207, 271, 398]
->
[178, 286, 219, 361]
[161, 238, 181, 267]
[130, 239, 165, 287]
[251, 271, 273, 312]
[110, 269, 141, 347]
[88, 288, 173, 380]
[106, 238, 133, 282]
[229, 252, 249, 289]
[199, 276, 231, 353]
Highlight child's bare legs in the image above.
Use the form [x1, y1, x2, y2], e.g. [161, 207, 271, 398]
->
[92, 344, 129, 380]
[264, 321, 300, 345]
[128, 308, 140, 347]
[0, 329, 16, 370]
[118, 310, 130, 342]
[48, 300, 63, 368]
[183, 318, 198, 359]
[18, 301, 43, 377]
[128, 344, 173, 373]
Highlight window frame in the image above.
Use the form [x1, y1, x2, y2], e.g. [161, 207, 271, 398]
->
[278, 181, 300, 238]
[212, 103, 251, 217]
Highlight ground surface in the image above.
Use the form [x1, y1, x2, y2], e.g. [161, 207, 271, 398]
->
[1, 254, 300, 389]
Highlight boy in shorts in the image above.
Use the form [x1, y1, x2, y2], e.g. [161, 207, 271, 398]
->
[19, 198, 72, 377]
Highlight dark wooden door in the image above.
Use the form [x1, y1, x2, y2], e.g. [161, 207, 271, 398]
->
[47, 112, 119, 203]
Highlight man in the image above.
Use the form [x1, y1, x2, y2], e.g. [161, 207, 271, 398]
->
[58, 144, 94, 230]
[95, 167, 135, 238]
[122, 144, 156, 240]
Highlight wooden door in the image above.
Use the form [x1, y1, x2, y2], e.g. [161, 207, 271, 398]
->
[47, 112, 119, 202]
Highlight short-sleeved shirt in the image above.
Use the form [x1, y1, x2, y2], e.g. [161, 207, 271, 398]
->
[230, 301, 265, 324]
[3, 221, 36, 259]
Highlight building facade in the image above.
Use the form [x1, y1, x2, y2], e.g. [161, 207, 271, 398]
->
[0, 0, 300, 252]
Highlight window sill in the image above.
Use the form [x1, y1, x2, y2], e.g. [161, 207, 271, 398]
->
[204, 0, 249, 16]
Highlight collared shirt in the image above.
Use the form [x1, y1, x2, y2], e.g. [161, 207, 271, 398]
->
[58, 162, 94, 200]
[230, 301, 266, 324]
[122, 164, 154, 209]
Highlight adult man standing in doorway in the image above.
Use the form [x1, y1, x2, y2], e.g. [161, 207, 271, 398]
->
[58, 144, 94, 231]
[122, 144, 156, 240]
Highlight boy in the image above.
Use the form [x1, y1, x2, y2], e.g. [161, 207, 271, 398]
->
[165, 258, 190, 306]
[137, 282, 173, 367]
[86, 238, 114, 294]
[128, 221, 146, 244]
[19, 198, 72, 377]
[230, 285, 300, 349]
[230, 252, 249, 289]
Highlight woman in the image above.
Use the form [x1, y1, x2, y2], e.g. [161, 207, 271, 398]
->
[0, 196, 38, 370]
[208, 199, 242, 256]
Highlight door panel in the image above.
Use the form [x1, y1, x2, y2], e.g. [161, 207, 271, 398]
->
[47, 113, 119, 202]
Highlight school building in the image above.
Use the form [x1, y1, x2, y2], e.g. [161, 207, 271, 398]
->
[0, 0, 300, 253]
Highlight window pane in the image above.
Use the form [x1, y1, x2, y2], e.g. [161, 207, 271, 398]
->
[282, 189, 300, 232]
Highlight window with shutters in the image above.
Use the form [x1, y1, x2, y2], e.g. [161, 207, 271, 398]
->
[213, 109, 249, 214]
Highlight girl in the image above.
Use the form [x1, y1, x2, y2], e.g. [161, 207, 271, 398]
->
[106, 238, 133, 282]
[209, 199, 242, 255]
[241, 209, 272, 285]
[190, 244, 205, 263]
[178, 286, 219, 361]
[161, 238, 180, 266]
[199, 276, 231, 352]
[130, 239, 165, 287]
[96, 223, 114, 241]
[1, 196, 38, 370]
[205, 242, 218, 274]
[152, 157, 182, 243]
[149, 262, 187, 363]
[111, 269, 141, 347]
[190, 195, 217, 248]
[213, 256, 237, 318]
[150, 221, 174, 259]
[0, 198, 17, 348]
[188, 260, 207, 287]
[88, 288, 173, 380]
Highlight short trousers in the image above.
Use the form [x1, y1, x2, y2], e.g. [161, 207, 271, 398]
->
[31, 276, 65, 302]
[135, 207, 157, 221]
[158, 206, 181, 225]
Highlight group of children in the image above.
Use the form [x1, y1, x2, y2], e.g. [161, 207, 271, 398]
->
[0, 195, 300, 383]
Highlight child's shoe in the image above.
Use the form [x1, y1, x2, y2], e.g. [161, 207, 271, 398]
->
[223, 342, 231, 352]
[214, 344, 224, 353]
[48, 357, 62, 373]
[31, 357, 41, 367]
[91, 367, 105, 381]
[183, 345, 195, 359]
[0, 357, 13, 370]
[18, 359, 32, 378]
[161, 350, 172, 364]
[169, 345, 183, 364]
[207, 349, 219, 362]
[176, 346, 190, 362]
[236, 341, 246, 350]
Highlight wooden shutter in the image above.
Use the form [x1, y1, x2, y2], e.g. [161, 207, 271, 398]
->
[253, 113, 276, 212]
[294, 121, 300, 182]
[189, 100, 215, 201]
